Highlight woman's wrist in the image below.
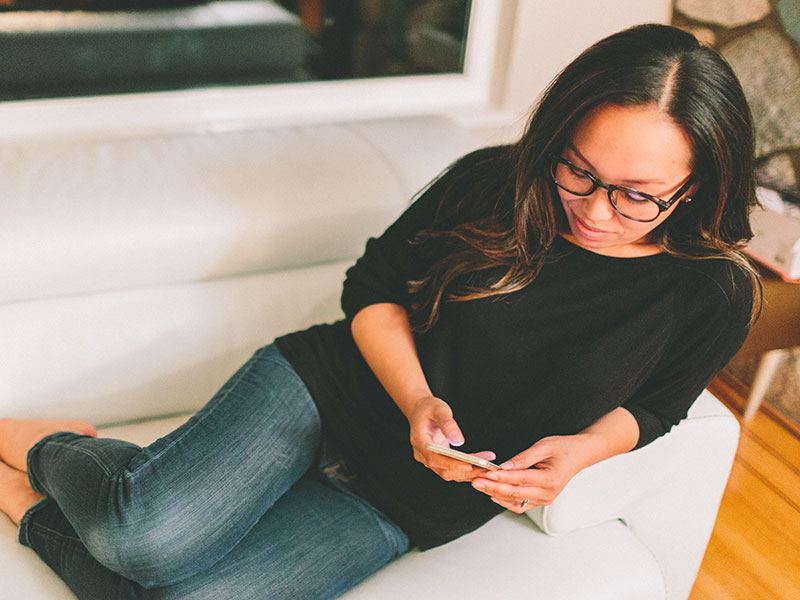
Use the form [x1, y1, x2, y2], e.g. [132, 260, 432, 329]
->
[567, 431, 617, 473]
[576, 407, 639, 467]
[396, 391, 436, 421]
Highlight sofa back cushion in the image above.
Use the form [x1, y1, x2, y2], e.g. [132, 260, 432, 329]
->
[0, 116, 481, 424]
[0, 116, 480, 306]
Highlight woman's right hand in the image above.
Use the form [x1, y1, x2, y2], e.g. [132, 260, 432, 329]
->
[349, 305, 493, 481]
[407, 396, 496, 482]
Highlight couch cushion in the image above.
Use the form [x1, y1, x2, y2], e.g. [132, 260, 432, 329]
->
[0, 414, 665, 600]
[527, 390, 738, 600]
[529, 390, 738, 536]
[0, 500, 666, 600]
[0, 116, 480, 306]
[344, 516, 665, 600]
[0, 260, 351, 425]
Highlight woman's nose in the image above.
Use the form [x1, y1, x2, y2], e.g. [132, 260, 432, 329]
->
[581, 188, 617, 221]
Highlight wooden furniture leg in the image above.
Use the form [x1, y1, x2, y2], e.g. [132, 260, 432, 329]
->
[743, 349, 787, 421]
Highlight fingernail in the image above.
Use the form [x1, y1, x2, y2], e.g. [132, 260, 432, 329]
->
[485, 472, 499, 481]
[449, 437, 464, 447]
[472, 481, 486, 490]
[500, 462, 514, 470]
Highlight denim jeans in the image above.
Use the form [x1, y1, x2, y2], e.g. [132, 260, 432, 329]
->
[18, 344, 409, 600]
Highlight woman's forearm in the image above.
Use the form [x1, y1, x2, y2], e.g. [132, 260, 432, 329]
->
[352, 303, 478, 476]
[349, 303, 432, 419]
[572, 406, 640, 469]
[472, 406, 640, 511]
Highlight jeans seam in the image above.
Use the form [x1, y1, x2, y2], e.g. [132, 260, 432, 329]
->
[122, 353, 255, 480]
[27, 521, 84, 544]
[41, 441, 116, 477]
[124, 346, 311, 483]
[17, 497, 49, 546]
[318, 475, 409, 556]
[258, 351, 312, 393]
[368, 507, 409, 556]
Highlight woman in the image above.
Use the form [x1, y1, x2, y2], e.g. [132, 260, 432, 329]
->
[0, 24, 759, 599]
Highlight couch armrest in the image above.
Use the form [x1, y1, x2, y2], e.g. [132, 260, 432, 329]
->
[527, 389, 739, 600]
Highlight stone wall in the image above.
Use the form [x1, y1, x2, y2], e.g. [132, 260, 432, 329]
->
[672, 0, 800, 195]
[672, 1, 800, 427]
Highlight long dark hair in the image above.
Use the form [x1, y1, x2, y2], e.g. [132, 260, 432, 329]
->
[408, 23, 761, 332]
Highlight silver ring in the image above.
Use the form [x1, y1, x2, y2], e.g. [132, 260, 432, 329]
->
[520, 499, 530, 509]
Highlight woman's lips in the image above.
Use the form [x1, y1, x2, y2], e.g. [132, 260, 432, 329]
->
[574, 216, 613, 239]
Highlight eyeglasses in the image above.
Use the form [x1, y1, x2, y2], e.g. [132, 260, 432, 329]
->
[550, 156, 693, 222]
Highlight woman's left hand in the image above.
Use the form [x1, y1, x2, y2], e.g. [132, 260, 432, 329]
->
[470, 434, 588, 513]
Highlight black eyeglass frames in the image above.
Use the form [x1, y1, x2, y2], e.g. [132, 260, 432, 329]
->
[550, 156, 693, 223]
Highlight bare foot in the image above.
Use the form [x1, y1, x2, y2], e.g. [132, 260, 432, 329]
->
[0, 461, 43, 525]
[0, 418, 97, 472]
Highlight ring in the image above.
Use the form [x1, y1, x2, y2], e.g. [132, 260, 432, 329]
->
[520, 499, 530, 509]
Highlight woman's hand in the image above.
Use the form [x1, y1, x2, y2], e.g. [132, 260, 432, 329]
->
[350, 305, 493, 481]
[470, 434, 588, 513]
[471, 407, 639, 513]
[408, 396, 496, 483]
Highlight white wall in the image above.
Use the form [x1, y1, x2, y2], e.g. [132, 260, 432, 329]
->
[465, 0, 673, 144]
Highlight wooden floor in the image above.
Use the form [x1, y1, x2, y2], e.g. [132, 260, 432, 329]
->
[689, 374, 800, 600]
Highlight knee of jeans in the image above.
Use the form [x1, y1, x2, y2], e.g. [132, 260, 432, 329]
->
[81, 512, 211, 588]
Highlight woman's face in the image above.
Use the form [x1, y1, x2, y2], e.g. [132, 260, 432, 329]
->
[556, 103, 694, 257]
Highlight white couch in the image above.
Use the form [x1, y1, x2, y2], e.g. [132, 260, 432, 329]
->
[0, 116, 739, 600]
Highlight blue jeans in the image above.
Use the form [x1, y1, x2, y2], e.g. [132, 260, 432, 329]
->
[18, 344, 409, 599]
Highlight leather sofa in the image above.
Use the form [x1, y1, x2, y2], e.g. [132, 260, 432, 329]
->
[0, 115, 739, 599]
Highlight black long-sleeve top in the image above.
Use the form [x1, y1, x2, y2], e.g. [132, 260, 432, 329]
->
[275, 147, 752, 550]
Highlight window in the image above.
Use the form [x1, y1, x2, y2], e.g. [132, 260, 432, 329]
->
[0, 0, 501, 139]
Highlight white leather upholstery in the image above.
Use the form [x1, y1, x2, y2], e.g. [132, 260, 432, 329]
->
[0, 261, 350, 424]
[0, 117, 472, 306]
[0, 116, 739, 600]
[0, 116, 478, 424]
[529, 390, 738, 600]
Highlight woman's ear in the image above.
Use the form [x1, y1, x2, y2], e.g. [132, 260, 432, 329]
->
[682, 182, 701, 204]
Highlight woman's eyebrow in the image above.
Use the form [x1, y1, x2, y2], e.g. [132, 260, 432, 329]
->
[567, 144, 666, 185]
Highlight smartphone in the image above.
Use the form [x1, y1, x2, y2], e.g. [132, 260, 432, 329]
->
[425, 442, 500, 471]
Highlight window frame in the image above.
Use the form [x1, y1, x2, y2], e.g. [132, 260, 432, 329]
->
[0, 1, 502, 141]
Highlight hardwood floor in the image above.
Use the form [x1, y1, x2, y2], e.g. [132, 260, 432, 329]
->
[689, 374, 800, 600]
